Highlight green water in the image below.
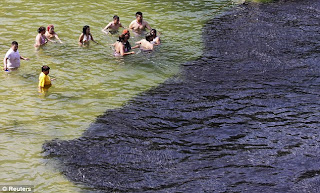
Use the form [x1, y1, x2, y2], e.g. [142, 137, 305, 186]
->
[0, 0, 233, 192]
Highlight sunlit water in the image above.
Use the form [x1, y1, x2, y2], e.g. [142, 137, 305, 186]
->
[0, 0, 233, 192]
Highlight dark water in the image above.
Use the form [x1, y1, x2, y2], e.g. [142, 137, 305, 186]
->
[43, 0, 320, 192]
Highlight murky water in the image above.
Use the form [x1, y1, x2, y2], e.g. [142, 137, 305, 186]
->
[43, 0, 320, 192]
[0, 0, 232, 192]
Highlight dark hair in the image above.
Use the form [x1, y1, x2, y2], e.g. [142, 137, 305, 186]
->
[136, 12, 142, 17]
[150, 29, 157, 37]
[118, 34, 126, 42]
[38, 26, 46, 33]
[42, 65, 50, 72]
[113, 15, 119, 20]
[146, 34, 153, 42]
[11, 41, 18, 46]
[83, 25, 90, 35]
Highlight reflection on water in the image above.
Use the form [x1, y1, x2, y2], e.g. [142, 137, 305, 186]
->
[0, 0, 232, 192]
[44, 0, 320, 192]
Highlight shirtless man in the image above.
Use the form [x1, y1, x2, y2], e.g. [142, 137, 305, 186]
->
[102, 15, 124, 35]
[129, 12, 152, 33]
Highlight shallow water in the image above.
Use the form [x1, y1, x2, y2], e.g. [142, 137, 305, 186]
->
[0, 0, 232, 192]
[43, 0, 320, 192]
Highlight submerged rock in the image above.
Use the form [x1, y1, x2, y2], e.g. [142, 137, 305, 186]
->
[43, 0, 320, 192]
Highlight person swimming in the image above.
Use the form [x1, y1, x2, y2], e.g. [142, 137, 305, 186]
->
[150, 29, 160, 45]
[113, 34, 135, 56]
[79, 25, 98, 46]
[45, 24, 63, 43]
[135, 33, 154, 51]
[102, 15, 124, 35]
[34, 26, 53, 48]
[129, 12, 152, 34]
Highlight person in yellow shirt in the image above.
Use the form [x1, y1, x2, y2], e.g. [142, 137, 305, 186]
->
[38, 65, 52, 92]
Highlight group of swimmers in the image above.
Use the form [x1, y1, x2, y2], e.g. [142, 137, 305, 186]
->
[34, 11, 160, 56]
[3, 11, 161, 91]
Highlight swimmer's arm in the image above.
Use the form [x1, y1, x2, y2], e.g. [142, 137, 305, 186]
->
[123, 51, 135, 56]
[78, 34, 84, 45]
[133, 41, 141, 49]
[154, 37, 161, 45]
[34, 35, 42, 47]
[145, 22, 152, 30]
[45, 36, 55, 43]
[54, 34, 63, 43]
[3, 57, 8, 70]
[20, 56, 29, 61]
[120, 45, 134, 56]
[38, 78, 45, 88]
[102, 23, 112, 34]
[132, 41, 141, 49]
[90, 35, 99, 44]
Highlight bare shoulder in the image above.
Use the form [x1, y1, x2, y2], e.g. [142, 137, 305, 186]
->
[143, 20, 149, 25]
[129, 20, 136, 26]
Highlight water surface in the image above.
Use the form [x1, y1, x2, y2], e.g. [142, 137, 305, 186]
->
[0, 0, 232, 192]
[44, 0, 320, 192]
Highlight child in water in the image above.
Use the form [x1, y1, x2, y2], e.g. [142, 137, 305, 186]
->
[79, 25, 98, 46]
[38, 65, 53, 89]
[102, 15, 124, 35]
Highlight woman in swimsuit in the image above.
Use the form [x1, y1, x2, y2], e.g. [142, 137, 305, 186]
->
[35, 26, 52, 48]
[150, 29, 160, 45]
[79, 25, 98, 46]
[45, 25, 63, 43]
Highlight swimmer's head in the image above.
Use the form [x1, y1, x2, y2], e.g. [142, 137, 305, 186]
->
[113, 15, 120, 23]
[11, 41, 18, 51]
[41, 65, 50, 75]
[136, 12, 143, 22]
[146, 34, 153, 42]
[47, 24, 54, 32]
[38, 26, 46, 34]
[150, 29, 157, 37]
[83, 25, 90, 34]
[118, 34, 126, 42]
